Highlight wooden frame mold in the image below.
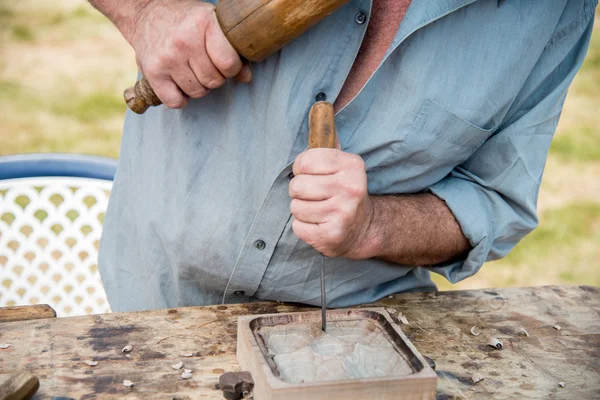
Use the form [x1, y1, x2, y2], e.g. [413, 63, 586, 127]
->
[237, 308, 437, 400]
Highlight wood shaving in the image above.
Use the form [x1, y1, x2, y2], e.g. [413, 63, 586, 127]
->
[181, 371, 193, 379]
[125, 354, 132, 358]
[519, 328, 529, 337]
[180, 352, 194, 357]
[184, 369, 192, 373]
[385, 308, 396, 314]
[471, 372, 484, 384]
[487, 337, 503, 349]
[171, 361, 183, 370]
[559, 382, 566, 388]
[470, 326, 481, 336]
[398, 313, 409, 325]
[122, 345, 133, 353]
[0, 344, 12, 349]
[84, 360, 98, 366]
[553, 325, 561, 331]
[122, 380, 134, 387]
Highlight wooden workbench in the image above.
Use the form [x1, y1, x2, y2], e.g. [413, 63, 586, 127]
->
[0, 285, 598, 399]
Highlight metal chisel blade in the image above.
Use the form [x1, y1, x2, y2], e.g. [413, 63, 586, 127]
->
[320, 253, 326, 332]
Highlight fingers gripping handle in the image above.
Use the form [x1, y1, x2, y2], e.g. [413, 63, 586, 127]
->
[123, 76, 162, 114]
[308, 101, 338, 149]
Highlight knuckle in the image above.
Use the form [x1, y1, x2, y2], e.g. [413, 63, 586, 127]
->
[289, 180, 299, 198]
[165, 99, 186, 109]
[329, 227, 344, 245]
[161, 93, 186, 108]
[290, 199, 299, 215]
[292, 219, 304, 238]
[293, 155, 306, 174]
[205, 77, 225, 89]
[218, 56, 242, 76]
[346, 183, 365, 198]
[172, 34, 189, 50]
[188, 86, 209, 98]
[141, 60, 162, 78]
[350, 154, 365, 170]
[196, 5, 214, 25]
[156, 52, 175, 68]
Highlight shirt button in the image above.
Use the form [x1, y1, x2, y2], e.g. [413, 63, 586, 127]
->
[255, 240, 266, 250]
[355, 12, 367, 25]
[234, 291, 245, 296]
[315, 92, 327, 102]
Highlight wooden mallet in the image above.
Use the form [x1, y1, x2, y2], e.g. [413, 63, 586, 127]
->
[124, 0, 350, 114]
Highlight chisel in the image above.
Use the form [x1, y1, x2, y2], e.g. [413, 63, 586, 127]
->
[307, 101, 338, 332]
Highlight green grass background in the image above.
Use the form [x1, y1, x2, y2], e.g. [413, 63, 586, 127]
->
[1, 1, 598, 291]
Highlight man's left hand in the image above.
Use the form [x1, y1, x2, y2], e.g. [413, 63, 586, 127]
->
[289, 148, 378, 259]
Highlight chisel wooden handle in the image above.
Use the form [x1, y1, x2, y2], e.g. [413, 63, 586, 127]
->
[123, 0, 350, 114]
[308, 101, 337, 149]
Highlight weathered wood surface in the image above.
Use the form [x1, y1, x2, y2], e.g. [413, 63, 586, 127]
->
[0, 304, 56, 323]
[0, 285, 598, 399]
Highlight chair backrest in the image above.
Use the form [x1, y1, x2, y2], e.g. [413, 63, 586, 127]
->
[0, 154, 117, 317]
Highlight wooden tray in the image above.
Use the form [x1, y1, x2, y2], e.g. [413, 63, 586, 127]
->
[237, 308, 437, 400]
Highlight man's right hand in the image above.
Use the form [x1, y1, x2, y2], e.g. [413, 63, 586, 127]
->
[103, 0, 251, 109]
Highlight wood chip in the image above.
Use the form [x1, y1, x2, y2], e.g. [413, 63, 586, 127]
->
[171, 361, 183, 370]
[184, 369, 192, 373]
[470, 326, 481, 336]
[385, 308, 396, 314]
[553, 325, 561, 331]
[125, 354, 132, 358]
[471, 372, 484, 384]
[84, 360, 98, 366]
[398, 313, 409, 325]
[519, 328, 529, 337]
[487, 337, 503, 349]
[470, 387, 476, 391]
[0, 344, 12, 349]
[122, 380, 134, 387]
[559, 382, 566, 388]
[182, 371, 193, 379]
[180, 352, 194, 357]
[122, 345, 133, 353]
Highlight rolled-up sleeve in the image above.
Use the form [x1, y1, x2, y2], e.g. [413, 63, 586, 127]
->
[428, 2, 596, 283]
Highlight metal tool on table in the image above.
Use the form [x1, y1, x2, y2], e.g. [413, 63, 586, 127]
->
[307, 101, 338, 332]
[123, 0, 350, 114]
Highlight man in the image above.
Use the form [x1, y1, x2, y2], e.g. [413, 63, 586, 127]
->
[92, 0, 596, 312]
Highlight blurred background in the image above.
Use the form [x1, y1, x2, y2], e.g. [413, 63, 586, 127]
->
[1, 0, 598, 292]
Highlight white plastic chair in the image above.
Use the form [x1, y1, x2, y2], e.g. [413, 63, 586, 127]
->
[0, 154, 117, 317]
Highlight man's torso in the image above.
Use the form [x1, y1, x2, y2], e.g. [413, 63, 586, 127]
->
[99, 0, 587, 311]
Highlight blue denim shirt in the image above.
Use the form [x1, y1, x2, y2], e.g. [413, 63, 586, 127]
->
[99, 0, 597, 312]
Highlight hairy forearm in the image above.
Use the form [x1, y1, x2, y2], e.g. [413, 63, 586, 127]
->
[366, 193, 471, 266]
[88, 0, 154, 42]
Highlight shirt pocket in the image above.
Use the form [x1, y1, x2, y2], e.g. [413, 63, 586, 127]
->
[366, 99, 495, 191]
[412, 98, 494, 152]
